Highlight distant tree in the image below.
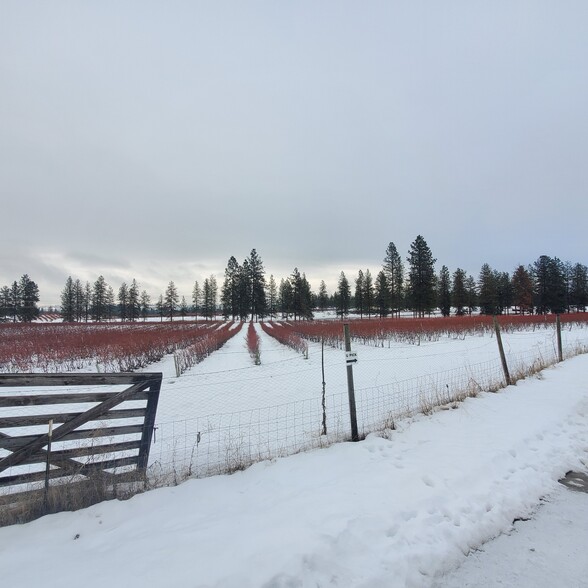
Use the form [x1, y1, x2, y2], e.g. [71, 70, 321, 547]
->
[221, 256, 240, 320]
[496, 272, 513, 314]
[532, 255, 566, 314]
[374, 271, 390, 317]
[9, 281, 20, 322]
[407, 235, 436, 317]
[237, 260, 251, 320]
[266, 274, 278, 319]
[437, 265, 451, 317]
[248, 249, 267, 321]
[511, 266, 534, 315]
[192, 281, 201, 317]
[83, 282, 92, 322]
[92, 275, 109, 322]
[478, 264, 499, 315]
[128, 279, 140, 321]
[140, 290, 151, 321]
[279, 278, 293, 319]
[569, 263, 588, 312]
[318, 280, 329, 312]
[202, 276, 218, 320]
[156, 294, 164, 322]
[60, 276, 76, 322]
[451, 268, 467, 316]
[0, 286, 10, 321]
[289, 268, 313, 320]
[465, 275, 478, 315]
[164, 281, 179, 320]
[383, 242, 404, 316]
[355, 270, 365, 318]
[337, 272, 351, 317]
[106, 286, 115, 321]
[180, 296, 188, 320]
[363, 269, 374, 318]
[118, 282, 129, 321]
[17, 275, 40, 322]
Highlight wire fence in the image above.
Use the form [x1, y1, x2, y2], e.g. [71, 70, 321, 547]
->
[145, 322, 588, 486]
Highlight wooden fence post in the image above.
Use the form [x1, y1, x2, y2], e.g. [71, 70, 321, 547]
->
[493, 316, 511, 386]
[343, 324, 359, 441]
[556, 314, 563, 362]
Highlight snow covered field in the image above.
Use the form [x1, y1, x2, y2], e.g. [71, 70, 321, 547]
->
[1, 352, 587, 587]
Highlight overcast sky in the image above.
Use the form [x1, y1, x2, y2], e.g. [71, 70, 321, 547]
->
[1, 1, 587, 306]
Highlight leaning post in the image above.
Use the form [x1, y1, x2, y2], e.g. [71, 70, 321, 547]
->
[493, 316, 511, 386]
[343, 323, 359, 441]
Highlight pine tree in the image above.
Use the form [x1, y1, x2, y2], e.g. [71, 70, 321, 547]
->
[279, 278, 293, 319]
[337, 272, 351, 317]
[164, 281, 179, 320]
[267, 275, 278, 319]
[92, 276, 108, 322]
[465, 275, 478, 315]
[221, 257, 240, 320]
[17, 275, 40, 322]
[140, 290, 151, 321]
[202, 276, 218, 320]
[248, 249, 267, 321]
[318, 281, 329, 312]
[363, 269, 374, 318]
[192, 281, 201, 317]
[374, 271, 390, 317]
[106, 286, 115, 321]
[495, 272, 513, 315]
[437, 266, 451, 317]
[0, 286, 10, 322]
[118, 282, 129, 321]
[60, 276, 76, 322]
[128, 279, 140, 321]
[383, 242, 404, 316]
[355, 270, 365, 318]
[156, 294, 164, 322]
[180, 296, 188, 320]
[569, 263, 588, 312]
[478, 264, 498, 315]
[407, 235, 436, 318]
[533, 256, 566, 314]
[451, 268, 467, 316]
[511, 265, 534, 314]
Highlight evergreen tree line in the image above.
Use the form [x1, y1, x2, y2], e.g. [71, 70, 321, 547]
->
[4, 236, 587, 323]
[0, 275, 40, 322]
[332, 237, 587, 318]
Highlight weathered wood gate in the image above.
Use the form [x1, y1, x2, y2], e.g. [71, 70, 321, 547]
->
[0, 373, 162, 507]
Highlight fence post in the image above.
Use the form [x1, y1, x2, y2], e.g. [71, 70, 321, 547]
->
[343, 323, 359, 441]
[321, 337, 327, 436]
[493, 316, 511, 386]
[556, 314, 563, 362]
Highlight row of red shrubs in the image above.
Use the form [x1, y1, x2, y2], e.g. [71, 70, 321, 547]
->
[278, 313, 588, 348]
[0, 321, 227, 373]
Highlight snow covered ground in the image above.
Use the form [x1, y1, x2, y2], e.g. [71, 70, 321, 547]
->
[1, 353, 587, 587]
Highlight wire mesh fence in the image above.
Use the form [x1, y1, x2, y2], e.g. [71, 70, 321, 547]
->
[145, 320, 588, 486]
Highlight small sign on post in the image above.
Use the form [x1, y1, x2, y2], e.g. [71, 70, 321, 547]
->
[345, 351, 358, 365]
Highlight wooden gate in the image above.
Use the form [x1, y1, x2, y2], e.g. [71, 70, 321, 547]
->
[0, 373, 162, 507]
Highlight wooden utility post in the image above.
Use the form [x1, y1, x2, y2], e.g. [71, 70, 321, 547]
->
[343, 323, 359, 441]
[493, 316, 511, 386]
